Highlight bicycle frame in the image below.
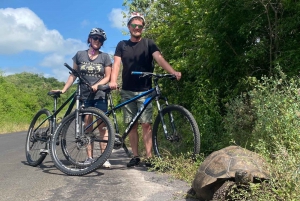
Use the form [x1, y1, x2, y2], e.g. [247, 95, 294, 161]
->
[47, 82, 90, 139]
[26, 62, 114, 169]
[33, 91, 76, 141]
[105, 79, 174, 156]
[37, 73, 93, 140]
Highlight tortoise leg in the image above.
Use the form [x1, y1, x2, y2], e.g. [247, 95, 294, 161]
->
[212, 181, 235, 201]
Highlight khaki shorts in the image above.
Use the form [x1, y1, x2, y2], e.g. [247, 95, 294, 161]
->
[120, 89, 153, 124]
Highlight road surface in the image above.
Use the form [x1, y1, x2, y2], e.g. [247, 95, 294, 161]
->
[0, 132, 198, 201]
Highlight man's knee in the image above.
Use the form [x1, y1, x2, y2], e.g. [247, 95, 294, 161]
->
[141, 123, 152, 132]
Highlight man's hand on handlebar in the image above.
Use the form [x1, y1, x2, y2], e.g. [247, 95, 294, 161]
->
[173, 71, 181, 81]
[109, 81, 118, 90]
[51, 89, 64, 94]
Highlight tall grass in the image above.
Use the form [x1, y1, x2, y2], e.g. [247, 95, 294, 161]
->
[223, 71, 300, 200]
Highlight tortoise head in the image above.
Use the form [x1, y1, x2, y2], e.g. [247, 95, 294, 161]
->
[235, 170, 253, 184]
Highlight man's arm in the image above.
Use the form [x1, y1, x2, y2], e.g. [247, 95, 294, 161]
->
[153, 51, 181, 80]
[109, 56, 121, 89]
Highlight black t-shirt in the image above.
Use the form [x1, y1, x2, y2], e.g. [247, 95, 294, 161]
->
[114, 38, 160, 91]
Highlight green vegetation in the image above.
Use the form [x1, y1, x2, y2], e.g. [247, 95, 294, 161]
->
[2, 0, 300, 199]
[222, 70, 300, 200]
[144, 70, 300, 200]
[122, 0, 300, 200]
[0, 72, 76, 133]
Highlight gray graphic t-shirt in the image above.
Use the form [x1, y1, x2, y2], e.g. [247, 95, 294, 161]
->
[72, 50, 112, 100]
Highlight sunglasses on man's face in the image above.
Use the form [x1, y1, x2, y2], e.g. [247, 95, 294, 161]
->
[91, 36, 104, 42]
[130, 24, 144, 29]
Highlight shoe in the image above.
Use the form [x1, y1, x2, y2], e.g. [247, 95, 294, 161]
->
[114, 138, 122, 145]
[144, 158, 153, 168]
[39, 149, 49, 156]
[127, 156, 140, 167]
[113, 135, 122, 149]
[83, 157, 95, 165]
[102, 160, 111, 168]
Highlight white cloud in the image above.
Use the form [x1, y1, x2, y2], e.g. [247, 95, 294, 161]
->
[0, 7, 87, 81]
[108, 8, 126, 29]
[2, 65, 38, 76]
[80, 19, 90, 27]
[0, 7, 86, 55]
[39, 53, 65, 67]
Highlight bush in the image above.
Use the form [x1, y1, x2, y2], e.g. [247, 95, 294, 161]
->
[0, 72, 75, 133]
[223, 71, 300, 200]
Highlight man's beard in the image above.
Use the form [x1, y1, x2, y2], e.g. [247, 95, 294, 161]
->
[130, 31, 142, 39]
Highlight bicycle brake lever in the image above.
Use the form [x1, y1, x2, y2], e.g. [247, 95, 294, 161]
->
[170, 75, 177, 80]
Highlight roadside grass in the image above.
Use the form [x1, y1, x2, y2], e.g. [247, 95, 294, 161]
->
[0, 122, 28, 134]
[147, 153, 204, 184]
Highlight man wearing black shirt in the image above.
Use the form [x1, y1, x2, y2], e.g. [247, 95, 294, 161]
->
[110, 12, 181, 167]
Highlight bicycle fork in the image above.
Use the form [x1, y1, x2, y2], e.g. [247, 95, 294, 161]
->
[107, 92, 123, 150]
[40, 118, 56, 156]
[155, 97, 177, 141]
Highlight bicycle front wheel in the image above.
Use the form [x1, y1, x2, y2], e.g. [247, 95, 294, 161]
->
[25, 109, 52, 166]
[50, 107, 114, 176]
[152, 105, 200, 159]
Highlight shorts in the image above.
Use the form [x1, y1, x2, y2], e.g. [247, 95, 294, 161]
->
[83, 98, 108, 112]
[120, 89, 153, 124]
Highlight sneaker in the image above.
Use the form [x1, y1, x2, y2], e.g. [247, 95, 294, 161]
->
[39, 149, 49, 156]
[102, 160, 111, 168]
[83, 157, 95, 165]
[144, 158, 153, 168]
[127, 156, 140, 167]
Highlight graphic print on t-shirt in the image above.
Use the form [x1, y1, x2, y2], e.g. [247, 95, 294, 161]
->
[80, 61, 104, 78]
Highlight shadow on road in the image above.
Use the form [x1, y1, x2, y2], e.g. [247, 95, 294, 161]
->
[21, 148, 150, 176]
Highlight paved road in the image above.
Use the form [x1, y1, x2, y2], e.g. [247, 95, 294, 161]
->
[0, 132, 198, 201]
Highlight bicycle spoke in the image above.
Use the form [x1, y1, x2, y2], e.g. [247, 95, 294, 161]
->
[25, 109, 52, 166]
[153, 105, 200, 159]
[50, 108, 114, 175]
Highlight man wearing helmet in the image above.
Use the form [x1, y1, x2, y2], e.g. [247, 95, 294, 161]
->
[53, 28, 112, 168]
[110, 12, 182, 167]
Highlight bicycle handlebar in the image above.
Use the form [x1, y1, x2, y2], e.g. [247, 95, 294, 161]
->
[64, 63, 78, 76]
[64, 63, 92, 90]
[95, 72, 175, 93]
[62, 65, 176, 94]
[97, 84, 110, 91]
[131, 71, 176, 79]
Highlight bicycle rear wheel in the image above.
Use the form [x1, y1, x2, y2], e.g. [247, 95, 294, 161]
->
[50, 107, 114, 176]
[25, 109, 52, 166]
[152, 105, 200, 159]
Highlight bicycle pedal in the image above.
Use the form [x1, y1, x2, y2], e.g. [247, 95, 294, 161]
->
[40, 149, 49, 155]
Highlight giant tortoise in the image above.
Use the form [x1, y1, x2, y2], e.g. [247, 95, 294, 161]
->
[191, 146, 270, 200]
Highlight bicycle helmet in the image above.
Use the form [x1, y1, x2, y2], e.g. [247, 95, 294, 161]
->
[89, 28, 107, 41]
[127, 12, 145, 25]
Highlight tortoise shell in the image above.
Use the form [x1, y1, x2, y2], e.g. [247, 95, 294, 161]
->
[192, 146, 270, 201]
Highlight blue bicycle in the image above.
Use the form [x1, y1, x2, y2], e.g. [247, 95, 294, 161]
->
[102, 71, 201, 159]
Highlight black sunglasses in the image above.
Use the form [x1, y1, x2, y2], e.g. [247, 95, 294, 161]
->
[130, 24, 144, 29]
[91, 36, 104, 42]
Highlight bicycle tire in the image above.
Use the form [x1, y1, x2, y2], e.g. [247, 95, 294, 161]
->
[25, 109, 52, 166]
[50, 107, 114, 176]
[152, 105, 200, 159]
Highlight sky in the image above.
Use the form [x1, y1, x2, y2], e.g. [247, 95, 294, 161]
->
[0, 0, 129, 81]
